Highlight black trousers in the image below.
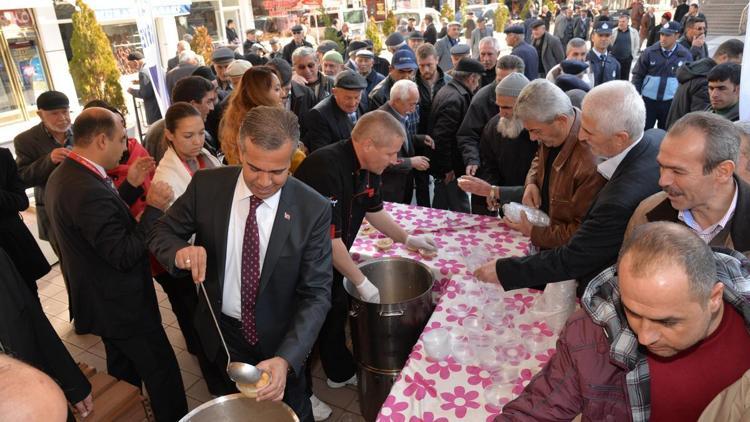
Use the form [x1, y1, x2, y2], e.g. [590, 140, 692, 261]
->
[154, 272, 226, 395]
[644, 98, 672, 130]
[413, 170, 431, 207]
[102, 327, 187, 422]
[317, 275, 356, 384]
[218, 314, 314, 422]
[616, 57, 632, 81]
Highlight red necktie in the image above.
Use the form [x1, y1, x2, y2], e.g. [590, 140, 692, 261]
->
[241, 196, 264, 345]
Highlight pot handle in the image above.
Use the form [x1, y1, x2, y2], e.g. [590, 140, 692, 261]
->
[349, 301, 361, 318]
[379, 309, 404, 317]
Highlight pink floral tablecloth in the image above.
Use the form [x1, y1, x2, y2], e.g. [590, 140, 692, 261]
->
[351, 203, 560, 422]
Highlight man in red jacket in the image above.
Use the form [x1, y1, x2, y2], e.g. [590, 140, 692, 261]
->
[498, 221, 750, 421]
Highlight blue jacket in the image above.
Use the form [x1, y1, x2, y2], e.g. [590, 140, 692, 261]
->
[587, 50, 621, 86]
[512, 42, 540, 81]
[632, 42, 693, 102]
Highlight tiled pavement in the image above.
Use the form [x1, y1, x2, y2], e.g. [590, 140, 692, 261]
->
[38, 265, 366, 421]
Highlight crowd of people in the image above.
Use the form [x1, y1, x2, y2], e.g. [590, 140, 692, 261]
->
[1, 1, 748, 421]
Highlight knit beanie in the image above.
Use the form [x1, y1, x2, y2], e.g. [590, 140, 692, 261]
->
[323, 50, 344, 64]
[495, 72, 530, 97]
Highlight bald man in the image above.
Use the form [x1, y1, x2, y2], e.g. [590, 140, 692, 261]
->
[0, 354, 68, 422]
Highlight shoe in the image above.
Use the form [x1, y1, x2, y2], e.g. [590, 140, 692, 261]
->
[310, 394, 332, 421]
[326, 374, 357, 389]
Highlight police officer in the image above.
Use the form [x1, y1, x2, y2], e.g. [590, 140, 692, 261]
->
[294, 110, 437, 405]
[632, 20, 693, 129]
[587, 20, 621, 86]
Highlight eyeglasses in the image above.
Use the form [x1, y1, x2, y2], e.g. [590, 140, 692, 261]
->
[296, 63, 316, 70]
[292, 31, 302, 34]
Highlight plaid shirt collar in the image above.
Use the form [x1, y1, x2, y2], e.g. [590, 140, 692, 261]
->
[42, 123, 73, 148]
[582, 248, 750, 422]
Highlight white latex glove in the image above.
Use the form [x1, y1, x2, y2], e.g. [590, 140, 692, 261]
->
[405, 235, 438, 252]
[356, 277, 380, 303]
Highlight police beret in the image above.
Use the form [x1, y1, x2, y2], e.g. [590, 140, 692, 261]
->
[504, 25, 525, 34]
[127, 51, 143, 61]
[454, 57, 485, 74]
[408, 31, 424, 40]
[36, 91, 69, 111]
[291, 25, 304, 33]
[212, 47, 235, 64]
[530, 19, 546, 29]
[450, 43, 471, 56]
[593, 20, 613, 34]
[560, 59, 589, 75]
[556, 74, 591, 93]
[385, 32, 405, 47]
[334, 70, 367, 90]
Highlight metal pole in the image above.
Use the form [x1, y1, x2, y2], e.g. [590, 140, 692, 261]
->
[132, 95, 144, 143]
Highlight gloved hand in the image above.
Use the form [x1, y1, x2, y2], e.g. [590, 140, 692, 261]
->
[355, 277, 380, 303]
[405, 235, 438, 252]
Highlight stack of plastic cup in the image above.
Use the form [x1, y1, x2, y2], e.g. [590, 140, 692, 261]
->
[422, 328, 451, 360]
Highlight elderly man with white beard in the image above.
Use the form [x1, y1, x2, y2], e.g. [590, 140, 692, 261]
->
[458, 73, 538, 214]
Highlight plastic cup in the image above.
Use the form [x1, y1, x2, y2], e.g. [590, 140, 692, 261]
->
[451, 340, 476, 364]
[450, 303, 473, 318]
[462, 315, 484, 332]
[483, 384, 506, 407]
[423, 328, 451, 360]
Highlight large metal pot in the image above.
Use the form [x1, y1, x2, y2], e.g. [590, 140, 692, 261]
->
[357, 363, 400, 422]
[179, 394, 299, 421]
[344, 257, 435, 371]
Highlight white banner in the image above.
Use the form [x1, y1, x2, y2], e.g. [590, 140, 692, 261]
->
[135, 0, 170, 115]
[741, 5, 750, 121]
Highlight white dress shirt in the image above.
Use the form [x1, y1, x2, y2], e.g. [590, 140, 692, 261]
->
[79, 155, 107, 179]
[221, 174, 281, 318]
[596, 134, 643, 180]
[678, 182, 738, 244]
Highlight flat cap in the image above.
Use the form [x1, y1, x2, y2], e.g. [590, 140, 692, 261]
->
[530, 19, 546, 29]
[385, 32, 405, 47]
[334, 69, 367, 90]
[392, 48, 417, 70]
[269, 37, 279, 45]
[347, 40, 368, 56]
[37, 91, 69, 110]
[593, 20, 613, 34]
[408, 31, 424, 40]
[127, 51, 143, 61]
[250, 43, 267, 52]
[450, 43, 471, 55]
[454, 57, 485, 74]
[504, 24, 525, 34]
[317, 40, 340, 54]
[212, 47, 235, 64]
[355, 49, 374, 58]
[556, 74, 591, 92]
[192, 65, 216, 81]
[291, 24, 303, 33]
[323, 50, 344, 64]
[226, 59, 252, 77]
[560, 59, 589, 75]
[447, 21, 462, 27]
[659, 20, 681, 34]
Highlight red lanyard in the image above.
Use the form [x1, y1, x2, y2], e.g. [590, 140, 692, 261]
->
[67, 151, 105, 180]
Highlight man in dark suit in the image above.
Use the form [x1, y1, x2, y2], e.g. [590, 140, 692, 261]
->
[423, 14, 438, 45]
[126, 52, 162, 125]
[302, 70, 366, 152]
[13, 90, 73, 255]
[0, 147, 50, 294]
[504, 25, 539, 80]
[45, 107, 186, 422]
[0, 248, 92, 419]
[149, 107, 332, 422]
[475, 81, 664, 295]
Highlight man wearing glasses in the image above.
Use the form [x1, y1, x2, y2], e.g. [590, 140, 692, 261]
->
[283, 24, 313, 64]
[291, 46, 334, 105]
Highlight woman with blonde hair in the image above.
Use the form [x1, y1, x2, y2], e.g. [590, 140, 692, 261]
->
[219, 66, 283, 164]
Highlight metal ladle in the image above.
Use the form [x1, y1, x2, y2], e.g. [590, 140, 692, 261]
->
[199, 282, 263, 385]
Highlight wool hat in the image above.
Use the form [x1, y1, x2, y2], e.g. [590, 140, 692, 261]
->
[323, 50, 344, 64]
[385, 32, 406, 47]
[212, 47, 235, 64]
[226, 59, 252, 77]
[36, 91, 69, 110]
[454, 57, 485, 74]
[450, 43, 471, 56]
[495, 72, 530, 97]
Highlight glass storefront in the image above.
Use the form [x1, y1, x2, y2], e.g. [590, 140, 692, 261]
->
[0, 8, 51, 124]
[177, 0, 220, 41]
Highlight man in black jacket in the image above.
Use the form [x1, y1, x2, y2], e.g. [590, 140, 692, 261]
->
[458, 55, 525, 185]
[13, 91, 73, 255]
[126, 52, 162, 125]
[302, 70, 366, 152]
[678, 16, 708, 60]
[665, 39, 744, 129]
[429, 58, 485, 212]
[423, 15, 438, 44]
[45, 108, 186, 421]
[475, 80, 664, 295]
[530, 19, 565, 78]
[504, 25, 539, 80]
[0, 248, 92, 419]
[282, 25, 313, 64]
[291, 46, 334, 105]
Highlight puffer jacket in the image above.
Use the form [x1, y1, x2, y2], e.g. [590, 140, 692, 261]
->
[665, 58, 716, 129]
[498, 249, 750, 422]
[523, 108, 606, 249]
